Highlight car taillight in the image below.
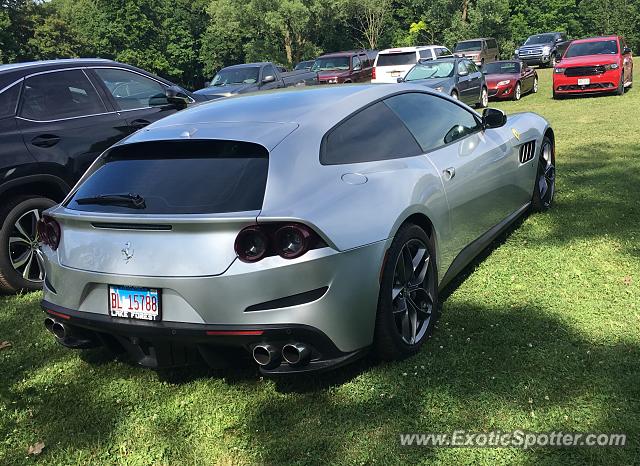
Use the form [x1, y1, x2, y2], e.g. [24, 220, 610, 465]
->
[372, 67, 376, 80]
[234, 223, 325, 263]
[37, 215, 61, 251]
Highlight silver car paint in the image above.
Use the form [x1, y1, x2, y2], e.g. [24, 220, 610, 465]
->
[42, 84, 551, 353]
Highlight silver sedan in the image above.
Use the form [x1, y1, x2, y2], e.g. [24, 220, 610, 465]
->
[39, 84, 555, 374]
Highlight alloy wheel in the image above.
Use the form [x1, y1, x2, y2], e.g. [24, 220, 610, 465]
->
[481, 88, 488, 107]
[391, 238, 435, 345]
[8, 209, 45, 283]
[514, 83, 521, 100]
[537, 140, 556, 208]
[533, 77, 539, 93]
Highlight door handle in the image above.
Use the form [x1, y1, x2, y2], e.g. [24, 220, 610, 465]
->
[443, 167, 456, 180]
[130, 119, 151, 129]
[31, 135, 60, 148]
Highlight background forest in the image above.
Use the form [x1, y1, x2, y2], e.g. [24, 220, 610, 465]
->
[1, 0, 638, 88]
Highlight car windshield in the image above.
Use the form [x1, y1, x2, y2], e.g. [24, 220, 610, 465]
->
[312, 57, 350, 71]
[565, 40, 618, 58]
[455, 41, 482, 52]
[294, 61, 312, 71]
[405, 61, 455, 81]
[210, 67, 260, 86]
[524, 34, 556, 45]
[483, 61, 520, 74]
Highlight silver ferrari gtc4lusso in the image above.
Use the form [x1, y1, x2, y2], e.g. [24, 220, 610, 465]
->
[39, 84, 555, 374]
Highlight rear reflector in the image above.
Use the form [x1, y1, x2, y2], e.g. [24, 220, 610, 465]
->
[46, 310, 71, 320]
[206, 330, 264, 336]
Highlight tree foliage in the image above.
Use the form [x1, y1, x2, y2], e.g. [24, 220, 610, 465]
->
[1, 0, 639, 88]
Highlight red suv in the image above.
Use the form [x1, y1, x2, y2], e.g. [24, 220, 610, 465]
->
[553, 36, 633, 98]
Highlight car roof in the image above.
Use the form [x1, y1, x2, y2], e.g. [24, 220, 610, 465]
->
[458, 38, 494, 42]
[378, 45, 441, 54]
[318, 51, 366, 58]
[570, 36, 619, 44]
[123, 84, 442, 149]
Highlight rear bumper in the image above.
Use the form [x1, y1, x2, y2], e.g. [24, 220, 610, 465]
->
[42, 302, 367, 374]
[553, 69, 621, 94]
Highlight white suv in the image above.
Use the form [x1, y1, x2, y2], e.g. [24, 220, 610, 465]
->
[371, 45, 453, 83]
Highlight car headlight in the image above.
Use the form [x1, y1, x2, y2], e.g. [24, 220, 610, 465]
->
[542, 46, 551, 55]
[514, 48, 519, 55]
[554, 67, 566, 74]
[497, 80, 511, 86]
[434, 86, 444, 92]
[604, 63, 619, 70]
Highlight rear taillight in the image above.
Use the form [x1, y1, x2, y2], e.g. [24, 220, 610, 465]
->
[372, 66, 376, 80]
[37, 215, 61, 251]
[234, 223, 326, 263]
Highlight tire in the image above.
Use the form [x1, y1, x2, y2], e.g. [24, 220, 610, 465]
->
[513, 82, 522, 101]
[476, 87, 488, 108]
[532, 76, 539, 94]
[374, 224, 439, 361]
[450, 90, 459, 100]
[531, 136, 556, 212]
[0, 196, 57, 293]
[552, 89, 562, 100]
[550, 54, 557, 68]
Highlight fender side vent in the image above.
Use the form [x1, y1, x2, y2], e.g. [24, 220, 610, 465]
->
[519, 141, 536, 164]
[245, 287, 329, 312]
[91, 223, 172, 231]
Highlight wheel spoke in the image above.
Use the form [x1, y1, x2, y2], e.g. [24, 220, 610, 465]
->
[407, 300, 418, 344]
[393, 295, 408, 315]
[22, 252, 35, 279]
[401, 308, 411, 341]
[413, 253, 430, 286]
[9, 236, 30, 247]
[401, 246, 413, 285]
[34, 250, 45, 280]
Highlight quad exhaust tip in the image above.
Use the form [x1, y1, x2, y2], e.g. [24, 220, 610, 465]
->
[282, 343, 311, 366]
[44, 317, 67, 340]
[252, 344, 281, 369]
[44, 317, 55, 334]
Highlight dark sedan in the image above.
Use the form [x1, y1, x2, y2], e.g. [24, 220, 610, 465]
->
[0, 59, 206, 293]
[399, 57, 488, 108]
[483, 60, 538, 100]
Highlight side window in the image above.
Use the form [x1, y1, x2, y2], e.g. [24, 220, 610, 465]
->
[419, 49, 433, 59]
[352, 55, 361, 70]
[487, 39, 497, 49]
[385, 92, 481, 152]
[0, 82, 21, 119]
[457, 61, 467, 74]
[466, 61, 479, 73]
[321, 101, 422, 165]
[94, 68, 168, 110]
[263, 65, 277, 80]
[20, 70, 106, 121]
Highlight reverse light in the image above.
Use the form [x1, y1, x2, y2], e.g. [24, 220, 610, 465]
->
[37, 215, 61, 251]
[234, 223, 326, 263]
[372, 67, 376, 80]
[497, 80, 511, 86]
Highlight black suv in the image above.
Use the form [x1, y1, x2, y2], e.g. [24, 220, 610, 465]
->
[0, 59, 205, 293]
[515, 32, 570, 67]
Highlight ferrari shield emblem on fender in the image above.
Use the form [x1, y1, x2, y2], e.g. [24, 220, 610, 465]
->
[512, 128, 521, 141]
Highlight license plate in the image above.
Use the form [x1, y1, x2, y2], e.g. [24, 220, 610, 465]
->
[109, 285, 161, 321]
[577, 78, 590, 86]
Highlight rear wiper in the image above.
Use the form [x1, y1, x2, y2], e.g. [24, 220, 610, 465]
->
[75, 193, 146, 209]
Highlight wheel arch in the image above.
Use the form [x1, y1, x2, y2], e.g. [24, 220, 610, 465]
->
[0, 175, 70, 209]
[388, 210, 442, 277]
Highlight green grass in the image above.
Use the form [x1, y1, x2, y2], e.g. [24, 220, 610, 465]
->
[1, 61, 640, 465]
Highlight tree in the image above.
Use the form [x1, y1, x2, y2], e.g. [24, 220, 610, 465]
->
[349, 0, 391, 49]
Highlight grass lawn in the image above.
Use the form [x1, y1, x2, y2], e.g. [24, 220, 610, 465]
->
[1, 60, 639, 465]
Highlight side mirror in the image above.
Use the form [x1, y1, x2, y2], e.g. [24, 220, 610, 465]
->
[623, 47, 632, 55]
[165, 86, 190, 109]
[353, 64, 362, 71]
[262, 75, 276, 84]
[482, 108, 507, 129]
[458, 69, 469, 77]
[397, 77, 404, 83]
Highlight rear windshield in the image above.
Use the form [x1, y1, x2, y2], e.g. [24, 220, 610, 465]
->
[66, 140, 269, 214]
[377, 52, 417, 67]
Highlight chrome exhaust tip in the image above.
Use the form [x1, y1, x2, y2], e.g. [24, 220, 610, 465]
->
[252, 344, 280, 369]
[44, 317, 55, 334]
[51, 321, 67, 340]
[282, 343, 311, 366]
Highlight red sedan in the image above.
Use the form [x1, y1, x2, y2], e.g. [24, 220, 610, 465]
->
[483, 60, 538, 100]
[553, 35, 633, 98]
